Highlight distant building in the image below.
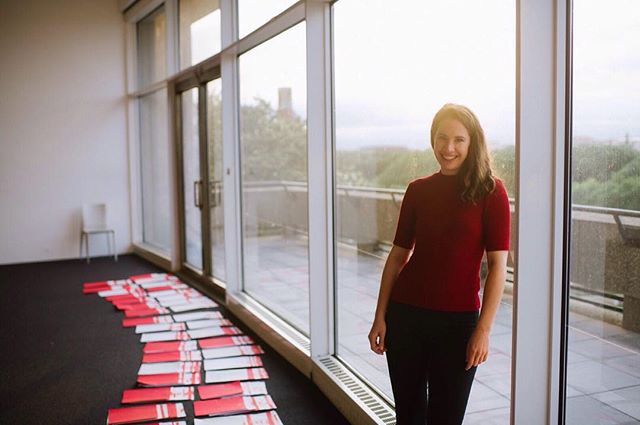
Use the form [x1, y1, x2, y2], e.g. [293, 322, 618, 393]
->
[278, 87, 292, 118]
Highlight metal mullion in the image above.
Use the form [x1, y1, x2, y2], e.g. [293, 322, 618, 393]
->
[174, 90, 188, 269]
[130, 81, 168, 101]
[124, 0, 165, 23]
[558, 0, 574, 423]
[220, 0, 243, 297]
[199, 84, 213, 277]
[307, 0, 334, 358]
[166, 2, 303, 92]
[165, 0, 179, 77]
[513, 0, 569, 423]
[233, 1, 305, 57]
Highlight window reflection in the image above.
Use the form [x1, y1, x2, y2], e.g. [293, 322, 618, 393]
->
[179, 0, 221, 69]
[566, 1, 640, 423]
[333, 1, 515, 421]
[239, 23, 309, 334]
[139, 89, 171, 253]
[137, 6, 166, 88]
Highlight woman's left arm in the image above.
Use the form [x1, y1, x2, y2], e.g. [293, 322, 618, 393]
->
[465, 250, 509, 371]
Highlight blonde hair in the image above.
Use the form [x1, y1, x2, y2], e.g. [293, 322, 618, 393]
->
[430, 103, 495, 203]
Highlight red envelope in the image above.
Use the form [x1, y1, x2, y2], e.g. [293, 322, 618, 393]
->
[125, 307, 169, 318]
[198, 336, 254, 349]
[123, 316, 173, 327]
[121, 386, 194, 404]
[197, 381, 267, 400]
[193, 395, 275, 417]
[143, 341, 199, 354]
[137, 372, 202, 387]
[143, 350, 202, 363]
[106, 402, 186, 424]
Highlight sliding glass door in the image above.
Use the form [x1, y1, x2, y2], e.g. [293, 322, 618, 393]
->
[177, 75, 225, 284]
[181, 87, 203, 270]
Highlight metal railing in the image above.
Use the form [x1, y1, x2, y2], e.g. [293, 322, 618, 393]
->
[242, 180, 639, 315]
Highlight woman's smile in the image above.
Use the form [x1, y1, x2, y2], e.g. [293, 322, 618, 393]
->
[434, 118, 470, 175]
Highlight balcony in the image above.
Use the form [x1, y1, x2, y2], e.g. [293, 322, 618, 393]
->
[228, 180, 640, 423]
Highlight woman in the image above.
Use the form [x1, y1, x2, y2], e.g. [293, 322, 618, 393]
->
[368, 104, 510, 425]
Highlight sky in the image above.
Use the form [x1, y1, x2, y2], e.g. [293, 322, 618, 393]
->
[189, 0, 640, 150]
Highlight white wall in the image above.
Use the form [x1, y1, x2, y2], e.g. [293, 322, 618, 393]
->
[0, 0, 131, 264]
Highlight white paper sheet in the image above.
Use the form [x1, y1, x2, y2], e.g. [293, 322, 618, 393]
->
[203, 356, 262, 371]
[138, 361, 202, 376]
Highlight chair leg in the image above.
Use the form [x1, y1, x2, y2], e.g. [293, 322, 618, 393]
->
[106, 232, 111, 259]
[86, 233, 91, 264]
[79, 232, 83, 260]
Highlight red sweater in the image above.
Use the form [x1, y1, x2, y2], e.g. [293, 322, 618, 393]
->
[390, 171, 510, 311]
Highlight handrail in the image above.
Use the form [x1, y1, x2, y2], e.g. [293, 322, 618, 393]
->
[242, 180, 640, 220]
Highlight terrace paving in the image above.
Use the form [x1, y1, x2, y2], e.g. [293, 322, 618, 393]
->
[237, 234, 640, 424]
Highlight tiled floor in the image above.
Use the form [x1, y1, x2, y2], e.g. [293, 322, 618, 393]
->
[242, 234, 640, 424]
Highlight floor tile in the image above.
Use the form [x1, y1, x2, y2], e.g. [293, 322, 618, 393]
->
[466, 381, 510, 413]
[464, 407, 510, 425]
[566, 395, 639, 425]
[475, 373, 511, 398]
[592, 386, 640, 420]
[571, 337, 637, 361]
[567, 360, 640, 394]
[605, 355, 640, 379]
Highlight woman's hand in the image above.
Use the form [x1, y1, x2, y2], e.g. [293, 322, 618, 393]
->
[368, 318, 387, 355]
[465, 325, 490, 370]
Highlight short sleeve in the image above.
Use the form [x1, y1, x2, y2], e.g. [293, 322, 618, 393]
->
[393, 182, 416, 249]
[483, 179, 511, 251]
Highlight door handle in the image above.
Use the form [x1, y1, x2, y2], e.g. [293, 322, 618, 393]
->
[193, 180, 202, 209]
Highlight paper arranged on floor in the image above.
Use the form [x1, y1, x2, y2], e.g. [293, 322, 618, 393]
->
[202, 345, 264, 360]
[143, 350, 203, 363]
[106, 402, 186, 424]
[198, 336, 254, 349]
[136, 322, 187, 334]
[205, 368, 269, 384]
[143, 340, 200, 354]
[137, 372, 203, 387]
[140, 326, 243, 343]
[137, 319, 232, 334]
[203, 356, 263, 371]
[197, 381, 268, 400]
[193, 395, 276, 417]
[122, 315, 175, 327]
[121, 386, 195, 404]
[125, 306, 170, 318]
[194, 411, 283, 425]
[138, 361, 202, 376]
[172, 310, 223, 322]
[169, 300, 219, 313]
[84, 272, 280, 424]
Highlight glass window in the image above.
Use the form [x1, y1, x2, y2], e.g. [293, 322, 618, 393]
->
[207, 79, 226, 281]
[239, 23, 308, 334]
[179, 0, 221, 69]
[181, 88, 203, 269]
[238, 0, 297, 39]
[139, 89, 171, 254]
[566, 1, 640, 423]
[137, 6, 167, 88]
[333, 0, 515, 421]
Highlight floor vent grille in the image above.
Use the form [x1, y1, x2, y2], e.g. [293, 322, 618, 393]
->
[317, 356, 396, 425]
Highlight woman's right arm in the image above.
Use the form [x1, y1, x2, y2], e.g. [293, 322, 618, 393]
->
[368, 244, 412, 354]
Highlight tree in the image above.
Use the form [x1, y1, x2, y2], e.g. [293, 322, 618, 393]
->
[240, 99, 308, 182]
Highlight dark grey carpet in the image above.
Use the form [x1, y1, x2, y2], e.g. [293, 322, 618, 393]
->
[0, 254, 350, 425]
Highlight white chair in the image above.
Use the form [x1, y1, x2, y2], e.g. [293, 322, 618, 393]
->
[80, 203, 117, 263]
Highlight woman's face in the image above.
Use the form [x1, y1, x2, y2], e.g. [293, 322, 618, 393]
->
[433, 118, 470, 175]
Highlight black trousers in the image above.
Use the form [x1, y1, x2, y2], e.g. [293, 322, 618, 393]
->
[385, 301, 479, 425]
